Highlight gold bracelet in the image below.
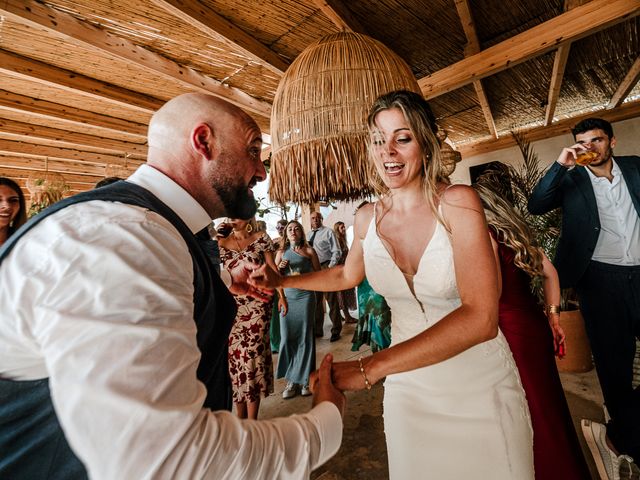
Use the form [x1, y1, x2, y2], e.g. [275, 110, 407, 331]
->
[546, 304, 560, 315]
[358, 357, 372, 391]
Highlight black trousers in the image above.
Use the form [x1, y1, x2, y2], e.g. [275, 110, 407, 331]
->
[576, 260, 640, 460]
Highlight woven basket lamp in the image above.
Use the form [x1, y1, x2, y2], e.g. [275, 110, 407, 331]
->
[269, 31, 421, 205]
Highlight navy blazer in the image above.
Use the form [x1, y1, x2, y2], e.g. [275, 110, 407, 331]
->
[528, 156, 640, 288]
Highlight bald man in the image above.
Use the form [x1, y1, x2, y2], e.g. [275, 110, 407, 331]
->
[0, 94, 345, 479]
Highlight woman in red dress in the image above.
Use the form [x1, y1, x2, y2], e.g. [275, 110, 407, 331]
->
[475, 184, 590, 479]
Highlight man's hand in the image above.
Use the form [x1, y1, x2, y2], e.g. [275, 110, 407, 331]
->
[248, 264, 284, 290]
[556, 143, 588, 167]
[227, 260, 274, 301]
[310, 354, 346, 418]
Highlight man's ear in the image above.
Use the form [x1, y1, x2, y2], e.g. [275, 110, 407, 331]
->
[610, 135, 617, 150]
[192, 123, 216, 160]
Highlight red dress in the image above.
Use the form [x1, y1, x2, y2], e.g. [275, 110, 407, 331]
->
[493, 232, 590, 479]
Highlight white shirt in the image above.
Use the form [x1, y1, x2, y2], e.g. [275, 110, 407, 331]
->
[586, 159, 640, 265]
[0, 164, 342, 479]
[308, 226, 341, 266]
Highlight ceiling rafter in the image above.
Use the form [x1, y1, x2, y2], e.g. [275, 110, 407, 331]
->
[458, 99, 640, 157]
[544, 45, 571, 126]
[454, 0, 497, 139]
[0, 138, 143, 166]
[0, 49, 162, 114]
[0, 118, 148, 157]
[0, 165, 103, 186]
[0, 0, 272, 118]
[419, 0, 640, 99]
[0, 155, 122, 177]
[151, 0, 289, 75]
[0, 90, 148, 138]
[607, 55, 640, 109]
[311, 0, 367, 33]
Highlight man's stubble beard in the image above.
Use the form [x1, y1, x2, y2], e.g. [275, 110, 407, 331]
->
[211, 154, 258, 220]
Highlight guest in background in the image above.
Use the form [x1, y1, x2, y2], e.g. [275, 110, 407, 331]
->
[277, 220, 320, 399]
[528, 117, 640, 478]
[0, 177, 27, 247]
[273, 219, 288, 250]
[333, 221, 357, 323]
[270, 218, 289, 353]
[256, 219, 267, 233]
[219, 217, 287, 419]
[308, 211, 342, 341]
[475, 182, 590, 479]
[351, 277, 392, 353]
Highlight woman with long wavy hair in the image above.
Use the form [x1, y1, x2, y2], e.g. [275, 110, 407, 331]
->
[0, 177, 27, 247]
[251, 90, 534, 479]
[474, 182, 590, 479]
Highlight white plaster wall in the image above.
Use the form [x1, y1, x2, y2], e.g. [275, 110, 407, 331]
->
[450, 116, 640, 185]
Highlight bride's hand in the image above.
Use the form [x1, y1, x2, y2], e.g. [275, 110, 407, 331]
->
[331, 358, 377, 391]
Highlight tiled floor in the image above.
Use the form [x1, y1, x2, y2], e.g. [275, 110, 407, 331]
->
[258, 319, 607, 479]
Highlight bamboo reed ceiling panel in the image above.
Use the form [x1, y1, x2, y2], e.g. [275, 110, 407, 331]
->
[0, 75, 152, 126]
[483, 53, 556, 132]
[202, 0, 339, 62]
[0, 20, 193, 103]
[428, 84, 490, 142]
[347, 0, 467, 77]
[555, 18, 640, 116]
[470, 0, 563, 48]
[40, 0, 280, 103]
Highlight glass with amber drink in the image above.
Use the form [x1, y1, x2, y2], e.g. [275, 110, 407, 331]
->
[575, 150, 598, 166]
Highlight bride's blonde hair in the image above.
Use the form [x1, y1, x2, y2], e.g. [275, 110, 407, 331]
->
[366, 90, 451, 231]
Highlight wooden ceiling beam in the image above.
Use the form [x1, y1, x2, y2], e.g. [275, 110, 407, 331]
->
[0, 90, 148, 138]
[151, 0, 289, 75]
[0, 155, 114, 177]
[0, 118, 148, 157]
[0, 139, 143, 167]
[0, 165, 103, 185]
[544, 44, 571, 126]
[0, 50, 162, 114]
[607, 56, 640, 109]
[454, 0, 497, 139]
[457, 99, 640, 158]
[419, 0, 640, 98]
[0, 0, 272, 118]
[311, 0, 367, 33]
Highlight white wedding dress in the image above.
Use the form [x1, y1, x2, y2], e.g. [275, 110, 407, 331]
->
[363, 212, 534, 479]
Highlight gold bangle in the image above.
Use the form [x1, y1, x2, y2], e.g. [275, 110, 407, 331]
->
[546, 304, 560, 315]
[358, 357, 372, 391]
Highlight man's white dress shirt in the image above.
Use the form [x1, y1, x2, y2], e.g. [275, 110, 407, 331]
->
[586, 159, 640, 265]
[0, 164, 342, 479]
[308, 226, 341, 267]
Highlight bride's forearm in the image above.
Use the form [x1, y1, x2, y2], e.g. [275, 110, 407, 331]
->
[366, 304, 498, 382]
[282, 265, 360, 292]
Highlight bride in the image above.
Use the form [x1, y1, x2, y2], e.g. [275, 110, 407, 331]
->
[250, 90, 534, 478]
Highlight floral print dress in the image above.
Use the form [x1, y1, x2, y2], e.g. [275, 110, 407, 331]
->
[220, 233, 275, 403]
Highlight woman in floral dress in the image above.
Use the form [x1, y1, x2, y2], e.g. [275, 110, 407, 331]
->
[219, 217, 287, 419]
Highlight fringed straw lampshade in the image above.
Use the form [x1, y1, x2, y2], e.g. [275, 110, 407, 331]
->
[269, 31, 421, 205]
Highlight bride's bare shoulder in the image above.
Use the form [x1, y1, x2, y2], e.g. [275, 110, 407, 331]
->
[354, 202, 375, 239]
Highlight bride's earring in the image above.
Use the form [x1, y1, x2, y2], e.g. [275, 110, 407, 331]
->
[246, 223, 253, 233]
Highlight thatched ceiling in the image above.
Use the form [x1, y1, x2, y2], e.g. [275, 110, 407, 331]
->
[0, 0, 638, 200]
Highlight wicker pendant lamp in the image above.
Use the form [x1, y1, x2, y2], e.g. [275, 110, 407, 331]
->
[269, 31, 421, 205]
